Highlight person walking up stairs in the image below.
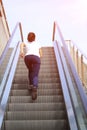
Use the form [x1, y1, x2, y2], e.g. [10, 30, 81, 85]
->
[20, 32, 42, 100]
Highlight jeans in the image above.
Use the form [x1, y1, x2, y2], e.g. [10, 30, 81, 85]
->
[24, 55, 41, 88]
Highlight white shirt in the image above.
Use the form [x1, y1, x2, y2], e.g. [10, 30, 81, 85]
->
[25, 41, 41, 57]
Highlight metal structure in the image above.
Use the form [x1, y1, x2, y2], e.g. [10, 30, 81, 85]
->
[0, 21, 87, 130]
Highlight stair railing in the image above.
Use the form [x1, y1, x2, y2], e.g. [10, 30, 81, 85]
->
[0, 22, 23, 129]
[65, 40, 87, 89]
[53, 41, 78, 130]
[53, 21, 87, 130]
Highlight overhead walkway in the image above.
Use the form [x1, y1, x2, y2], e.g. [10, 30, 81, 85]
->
[0, 22, 87, 130]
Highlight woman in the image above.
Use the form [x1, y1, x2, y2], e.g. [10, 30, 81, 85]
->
[20, 32, 42, 100]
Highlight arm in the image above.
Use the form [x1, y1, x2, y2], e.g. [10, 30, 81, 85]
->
[20, 42, 25, 58]
[39, 48, 42, 57]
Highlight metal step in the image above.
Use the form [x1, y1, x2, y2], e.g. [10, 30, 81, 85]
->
[15, 68, 58, 74]
[6, 111, 67, 120]
[10, 89, 62, 96]
[7, 103, 65, 111]
[14, 72, 59, 78]
[12, 82, 60, 89]
[13, 77, 60, 84]
[9, 95, 63, 103]
[5, 120, 68, 130]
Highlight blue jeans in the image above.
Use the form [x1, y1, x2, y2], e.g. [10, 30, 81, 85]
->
[24, 55, 41, 88]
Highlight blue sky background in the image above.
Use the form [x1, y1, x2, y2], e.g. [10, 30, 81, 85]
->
[3, 0, 87, 54]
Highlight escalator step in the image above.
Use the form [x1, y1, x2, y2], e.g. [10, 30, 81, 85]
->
[8, 103, 65, 111]
[13, 77, 60, 83]
[12, 83, 60, 89]
[10, 89, 62, 96]
[5, 120, 68, 130]
[9, 95, 63, 103]
[6, 111, 66, 120]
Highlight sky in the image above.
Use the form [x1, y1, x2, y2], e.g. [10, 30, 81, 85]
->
[2, 0, 87, 54]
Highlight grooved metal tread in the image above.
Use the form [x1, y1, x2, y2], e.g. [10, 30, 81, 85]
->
[6, 110, 67, 120]
[9, 95, 63, 103]
[7, 102, 65, 111]
[10, 89, 62, 96]
[5, 120, 69, 130]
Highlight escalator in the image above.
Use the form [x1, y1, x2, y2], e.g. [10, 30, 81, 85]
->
[1, 47, 70, 130]
[0, 22, 87, 130]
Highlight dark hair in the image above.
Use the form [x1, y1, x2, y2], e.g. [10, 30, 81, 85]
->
[27, 32, 35, 42]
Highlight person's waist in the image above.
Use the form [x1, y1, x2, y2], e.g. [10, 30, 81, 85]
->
[25, 53, 40, 57]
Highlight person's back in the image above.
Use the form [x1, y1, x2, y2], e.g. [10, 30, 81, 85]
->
[20, 32, 42, 100]
[25, 41, 41, 57]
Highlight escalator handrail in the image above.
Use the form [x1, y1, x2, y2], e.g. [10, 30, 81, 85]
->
[0, 42, 20, 129]
[0, 22, 23, 128]
[53, 41, 78, 130]
[0, 22, 23, 100]
[53, 21, 87, 114]
[55, 40, 87, 130]
[0, 41, 19, 99]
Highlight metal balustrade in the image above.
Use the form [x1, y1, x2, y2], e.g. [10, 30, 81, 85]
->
[53, 41, 78, 130]
[0, 22, 23, 129]
[52, 21, 87, 130]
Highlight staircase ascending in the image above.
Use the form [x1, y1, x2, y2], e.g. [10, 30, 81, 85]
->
[2, 47, 70, 130]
